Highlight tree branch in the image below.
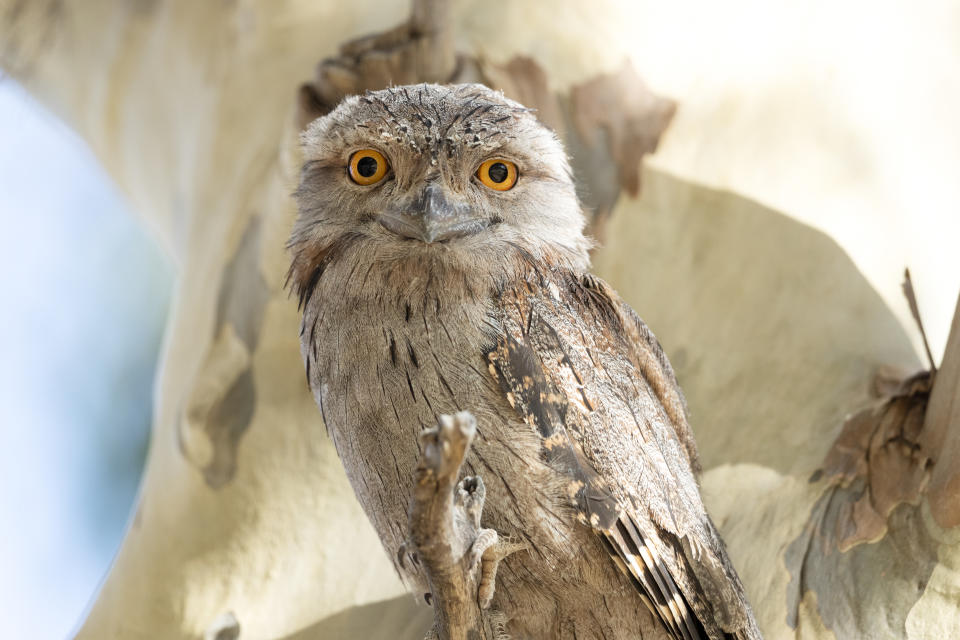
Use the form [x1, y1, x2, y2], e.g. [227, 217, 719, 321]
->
[405, 412, 517, 640]
[300, 0, 457, 127]
[409, 0, 455, 81]
[922, 290, 960, 528]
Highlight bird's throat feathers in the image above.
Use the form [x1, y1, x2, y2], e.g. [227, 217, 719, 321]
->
[288, 226, 586, 317]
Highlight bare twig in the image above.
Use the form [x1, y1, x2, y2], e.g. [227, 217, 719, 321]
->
[902, 268, 938, 373]
[406, 412, 515, 640]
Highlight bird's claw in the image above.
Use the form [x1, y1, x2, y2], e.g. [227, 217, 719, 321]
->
[475, 536, 527, 609]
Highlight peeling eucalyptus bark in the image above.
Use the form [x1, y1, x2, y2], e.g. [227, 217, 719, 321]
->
[808, 371, 933, 551]
[785, 494, 939, 638]
[4, 0, 959, 639]
[785, 278, 960, 637]
[0, 0, 64, 76]
[179, 215, 271, 488]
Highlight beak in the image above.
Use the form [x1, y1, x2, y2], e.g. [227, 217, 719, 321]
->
[379, 183, 488, 243]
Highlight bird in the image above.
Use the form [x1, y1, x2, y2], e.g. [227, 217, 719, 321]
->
[288, 83, 762, 640]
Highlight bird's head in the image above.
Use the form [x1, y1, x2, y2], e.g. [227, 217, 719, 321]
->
[288, 83, 591, 307]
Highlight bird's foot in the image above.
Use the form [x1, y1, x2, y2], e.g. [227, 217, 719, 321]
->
[457, 474, 527, 608]
[476, 536, 527, 610]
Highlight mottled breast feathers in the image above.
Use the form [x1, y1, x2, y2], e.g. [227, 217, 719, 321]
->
[487, 268, 760, 640]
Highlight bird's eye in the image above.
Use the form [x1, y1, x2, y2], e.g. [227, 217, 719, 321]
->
[348, 149, 389, 186]
[476, 158, 518, 191]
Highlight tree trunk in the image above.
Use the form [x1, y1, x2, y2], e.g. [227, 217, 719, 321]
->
[2, 1, 958, 639]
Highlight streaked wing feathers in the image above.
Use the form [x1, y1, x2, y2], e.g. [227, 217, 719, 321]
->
[488, 268, 760, 640]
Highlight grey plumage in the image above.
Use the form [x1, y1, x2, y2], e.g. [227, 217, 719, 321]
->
[289, 83, 761, 639]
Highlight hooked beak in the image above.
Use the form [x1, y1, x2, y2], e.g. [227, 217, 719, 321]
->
[378, 183, 488, 243]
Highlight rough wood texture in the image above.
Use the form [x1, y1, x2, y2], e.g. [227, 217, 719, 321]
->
[407, 413, 504, 640]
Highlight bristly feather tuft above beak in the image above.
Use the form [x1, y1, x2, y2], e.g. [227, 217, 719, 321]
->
[378, 183, 489, 243]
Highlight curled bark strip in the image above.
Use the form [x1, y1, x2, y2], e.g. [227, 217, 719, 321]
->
[803, 272, 960, 549]
[813, 370, 933, 550]
[297, 0, 456, 128]
[787, 280, 960, 632]
[407, 412, 511, 640]
[805, 274, 947, 551]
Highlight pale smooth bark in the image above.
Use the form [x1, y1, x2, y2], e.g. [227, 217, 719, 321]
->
[2, 2, 958, 639]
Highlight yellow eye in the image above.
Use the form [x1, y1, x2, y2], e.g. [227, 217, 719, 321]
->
[476, 158, 518, 191]
[348, 149, 389, 185]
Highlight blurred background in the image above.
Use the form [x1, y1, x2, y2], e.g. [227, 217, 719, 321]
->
[619, 0, 960, 361]
[1, 1, 960, 638]
[0, 78, 172, 639]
